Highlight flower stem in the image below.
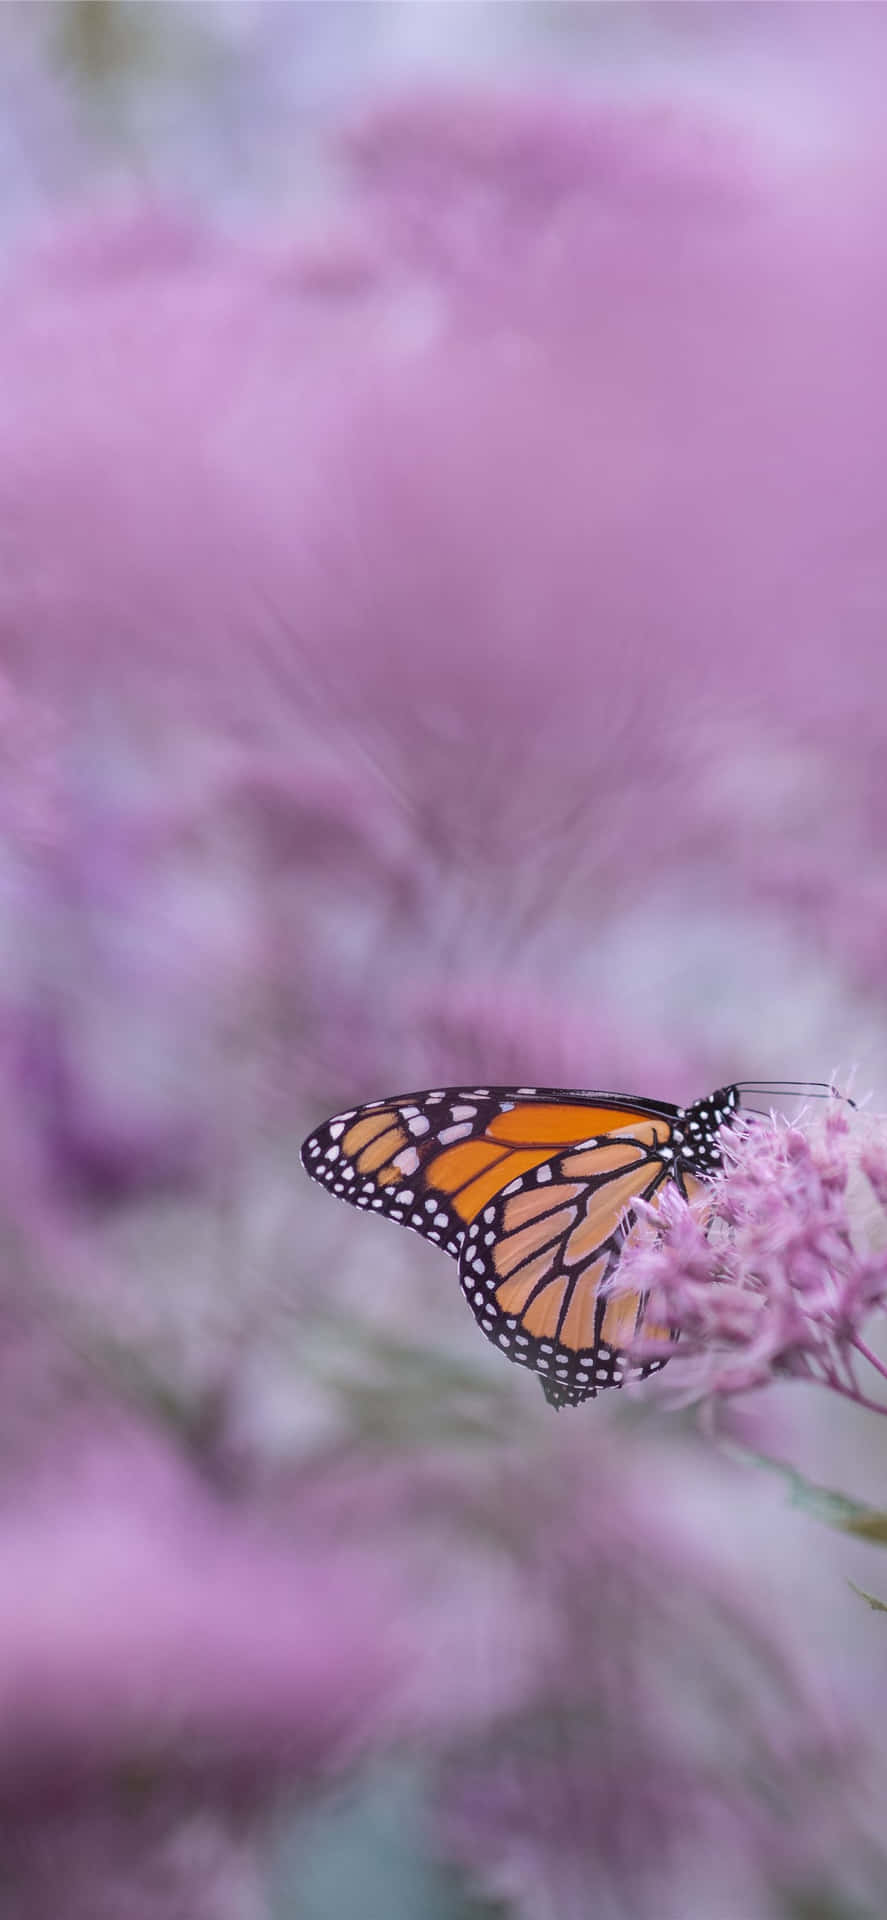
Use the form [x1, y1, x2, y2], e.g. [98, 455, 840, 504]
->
[850, 1336, 887, 1387]
[826, 1374, 887, 1418]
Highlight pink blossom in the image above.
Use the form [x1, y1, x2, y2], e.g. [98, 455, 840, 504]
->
[424, 1430, 873, 1920]
[0, 1434, 397, 1917]
[616, 1103, 887, 1408]
[0, 1456, 393, 1799]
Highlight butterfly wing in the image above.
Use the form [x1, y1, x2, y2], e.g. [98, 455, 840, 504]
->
[301, 1085, 679, 1262]
[458, 1127, 685, 1407]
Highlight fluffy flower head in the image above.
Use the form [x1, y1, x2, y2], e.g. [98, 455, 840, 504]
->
[615, 1100, 887, 1402]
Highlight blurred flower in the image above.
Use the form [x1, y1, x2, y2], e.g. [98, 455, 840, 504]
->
[6, 1804, 266, 1920]
[397, 1431, 878, 1920]
[4, 63, 887, 1103]
[0, 1431, 397, 1919]
[3, 15, 887, 1920]
[617, 1102, 887, 1409]
[0, 1449, 393, 1794]
[346, 89, 750, 300]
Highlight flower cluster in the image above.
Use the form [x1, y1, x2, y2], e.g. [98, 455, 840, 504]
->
[616, 1103, 887, 1408]
[427, 1428, 875, 1920]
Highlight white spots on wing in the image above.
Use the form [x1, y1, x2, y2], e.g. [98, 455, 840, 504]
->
[400, 1106, 420, 1119]
[425, 1198, 438, 1212]
[483, 1208, 496, 1224]
[499, 1101, 515, 1112]
[515, 1334, 529, 1347]
[502, 1178, 521, 1196]
[397, 1188, 415, 1205]
[450, 1105, 477, 1122]
[371, 1198, 384, 1209]
[470, 1088, 490, 1097]
[536, 1165, 552, 1183]
[411, 1213, 424, 1227]
[434, 1212, 448, 1230]
[426, 1092, 445, 1102]
[409, 1115, 431, 1137]
[484, 1231, 496, 1246]
[342, 1166, 356, 1183]
[328, 1121, 345, 1141]
[473, 1290, 484, 1305]
[395, 1147, 420, 1176]
[325, 1144, 340, 1163]
[516, 1087, 538, 1095]
[438, 1122, 472, 1145]
[307, 1142, 321, 1158]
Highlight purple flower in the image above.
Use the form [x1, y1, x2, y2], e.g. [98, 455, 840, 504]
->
[0, 1433, 398, 1917]
[616, 1101, 887, 1409]
[422, 1432, 874, 1920]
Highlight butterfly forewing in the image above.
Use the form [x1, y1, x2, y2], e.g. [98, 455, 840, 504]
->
[300, 1085, 677, 1259]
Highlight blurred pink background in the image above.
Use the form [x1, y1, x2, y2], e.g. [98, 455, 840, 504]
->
[3, 6, 887, 1917]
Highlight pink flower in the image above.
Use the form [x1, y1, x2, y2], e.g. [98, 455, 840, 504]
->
[615, 1101, 887, 1408]
[0, 1438, 396, 1795]
[0, 1433, 398, 1918]
[425, 1429, 870, 1920]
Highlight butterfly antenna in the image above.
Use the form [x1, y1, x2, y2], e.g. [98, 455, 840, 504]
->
[734, 1080, 856, 1109]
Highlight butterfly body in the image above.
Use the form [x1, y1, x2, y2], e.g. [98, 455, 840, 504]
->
[301, 1080, 740, 1407]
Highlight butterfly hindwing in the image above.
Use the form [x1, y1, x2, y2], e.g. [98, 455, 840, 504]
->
[457, 1130, 681, 1406]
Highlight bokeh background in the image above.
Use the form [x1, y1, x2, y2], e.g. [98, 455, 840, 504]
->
[4, 4, 887, 1916]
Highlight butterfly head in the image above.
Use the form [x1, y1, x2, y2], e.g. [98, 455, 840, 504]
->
[674, 1083, 739, 1175]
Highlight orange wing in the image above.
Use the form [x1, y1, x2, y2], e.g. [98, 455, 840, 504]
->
[301, 1085, 676, 1263]
[458, 1135, 685, 1407]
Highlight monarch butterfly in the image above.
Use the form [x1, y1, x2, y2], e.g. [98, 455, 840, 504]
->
[301, 1080, 830, 1407]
